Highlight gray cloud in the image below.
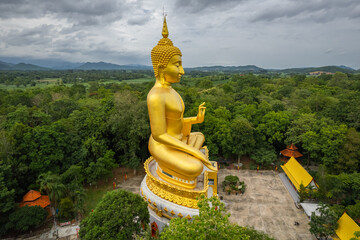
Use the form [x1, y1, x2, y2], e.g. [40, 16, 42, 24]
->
[251, 0, 360, 23]
[128, 14, 151, 26]
[0, 0, 359, 69]
[174, 0, 243, 13]
[2, 24, 54, 46]
[0, 0, 128, 26]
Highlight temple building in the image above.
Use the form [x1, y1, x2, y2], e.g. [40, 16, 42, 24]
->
[334, 212, 360, 240]
[19, 190, 52, 217]
[280, 144, 303, 162]
[279, 157, 318, 204]
[281, 157, 317, 192]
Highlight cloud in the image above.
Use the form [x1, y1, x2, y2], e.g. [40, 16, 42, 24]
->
[0, 0, 128, 26]
[2, 24, 54, 46]
[128, 14, 151, 26]
[0, 0, 359, 69]
[174, 0, 243, 13]
[251, 0, 360, 23]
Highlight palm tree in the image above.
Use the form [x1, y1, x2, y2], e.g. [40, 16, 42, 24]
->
[37, 171, 66, 214]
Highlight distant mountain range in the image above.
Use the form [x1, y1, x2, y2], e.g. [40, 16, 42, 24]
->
[0, 61, 49, 70]
[0, 59, 359, 73]
[76, 62, 152, 70]
[186, 65, 267, 73]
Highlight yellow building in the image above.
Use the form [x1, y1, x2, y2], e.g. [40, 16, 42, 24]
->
[334, 212, 360, 240]
[281, 157, 317, 191]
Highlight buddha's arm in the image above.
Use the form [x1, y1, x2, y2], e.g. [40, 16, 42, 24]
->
[182, 102, 206, 137]
[148, 94, 207, 162]
[183, 102, 206, 124]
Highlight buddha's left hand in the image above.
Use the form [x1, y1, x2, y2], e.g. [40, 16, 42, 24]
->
[196, 102, 206, 123]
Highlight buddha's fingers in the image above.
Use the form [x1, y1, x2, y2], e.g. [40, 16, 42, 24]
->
[201, 159, 217, 171]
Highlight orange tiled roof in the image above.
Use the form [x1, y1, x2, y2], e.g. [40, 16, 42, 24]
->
[288, 144, 298, 150]
[281, 144, 303, 158]
[280, 149, 303, 158]
[19, 190, 50, 209]
[22, 190, 41, 202]
[19, 195, 50, 208]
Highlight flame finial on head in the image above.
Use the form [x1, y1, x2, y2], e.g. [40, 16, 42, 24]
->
[151, 15, 182, 77]
[162, 16, 169, 38]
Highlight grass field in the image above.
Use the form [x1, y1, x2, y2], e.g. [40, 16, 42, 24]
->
[83, 186, 110, 216]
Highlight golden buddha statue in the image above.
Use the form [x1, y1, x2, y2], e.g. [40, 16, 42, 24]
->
[148, 16, 216, 189]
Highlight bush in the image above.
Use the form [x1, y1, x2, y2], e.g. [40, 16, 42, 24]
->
[6, 206, 47, 232]
[58, 197, 75, 221]
[222, 175, 247, 194]
[79, 190, 149, 240]
[224, 175, 239, 184]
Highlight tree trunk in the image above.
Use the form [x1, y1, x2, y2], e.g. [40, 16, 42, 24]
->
[237, 155, 241, 166]
[133, 168, 137, 176]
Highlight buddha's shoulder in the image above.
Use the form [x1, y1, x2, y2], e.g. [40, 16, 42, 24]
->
[147, 87, 170, 100]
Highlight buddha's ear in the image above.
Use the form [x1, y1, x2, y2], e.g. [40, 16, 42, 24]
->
[157, 64, 165, 74]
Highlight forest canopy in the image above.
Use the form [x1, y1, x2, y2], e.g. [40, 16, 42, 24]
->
[0, 70, 359, 236]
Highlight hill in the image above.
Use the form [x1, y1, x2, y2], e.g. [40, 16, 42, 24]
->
[76, 62, 151, 70]
[0, 58, 357, 73]
[11, 63, 49, 71]
[0, 61, 49, 70]
[270, 65, 355, 74]
[186, 65, 266, 73]
[0, 61, 14, 70]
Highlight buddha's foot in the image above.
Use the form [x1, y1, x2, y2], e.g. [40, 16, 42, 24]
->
[156, 165, 197, 189]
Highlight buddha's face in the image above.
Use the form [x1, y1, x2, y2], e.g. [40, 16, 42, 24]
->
[162, 55, 185, 83]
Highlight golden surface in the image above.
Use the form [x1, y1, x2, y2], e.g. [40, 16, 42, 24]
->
[143, 157, 208, 208]
[148, 16, 216, 189]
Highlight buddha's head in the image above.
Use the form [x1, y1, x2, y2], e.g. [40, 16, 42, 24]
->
[151, 17, 184, 82]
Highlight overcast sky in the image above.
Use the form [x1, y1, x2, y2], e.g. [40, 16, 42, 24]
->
[0, 0, 359, 69]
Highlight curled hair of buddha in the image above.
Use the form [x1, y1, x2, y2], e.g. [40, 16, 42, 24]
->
[151, 16, 182, 78]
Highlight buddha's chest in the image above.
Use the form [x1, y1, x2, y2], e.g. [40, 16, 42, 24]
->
[165, 90, 184, 119]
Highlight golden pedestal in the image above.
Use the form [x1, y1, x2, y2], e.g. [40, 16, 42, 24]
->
[140, 154, 218, 231]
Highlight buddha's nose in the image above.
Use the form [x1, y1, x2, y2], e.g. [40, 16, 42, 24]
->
[179, 66, 185, 75]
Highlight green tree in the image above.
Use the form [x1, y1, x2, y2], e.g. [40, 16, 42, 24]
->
[201, 107, 233, 158]
[108, 91, 150, 173]
[328, 72, 349, 88]
[6, 206, 47, 232]
[250, 145, 277, 166]
[231, 118, 255, 166]
[309, 204, 338, 239]
[79, 190, 149, 240]
[58, 197, 75, 220]
[198, 79, 213, 89]
[335, 128, 360, 173]
[85, 150, 117, 184]
[160, 195, 273, 240]
[318, 124, 347, 169]
[37, 172, 65, 212]
[285, 113, 318, 145]
[0, 163, 16, 236]
[256, 111, 291, 144]
[61, 165, 85, 185]
[347, 200, 360, 222]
